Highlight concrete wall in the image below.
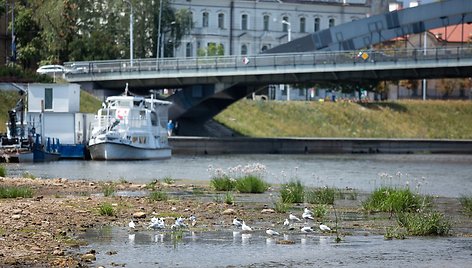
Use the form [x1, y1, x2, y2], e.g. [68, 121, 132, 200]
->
[28, 83, 80, 112]
[170, 137, 472, 155]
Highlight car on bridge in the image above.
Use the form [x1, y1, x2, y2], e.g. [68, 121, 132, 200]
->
[36, 65, 67, 75]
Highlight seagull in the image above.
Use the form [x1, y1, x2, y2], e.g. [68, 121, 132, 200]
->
[304, 207, 314, 215]
[302, 212, 314, 221]
[189, 215, 197, 227]
[233, 217, 243, 227]
[300, 226, 314, 234]
[128, 219, 136, 229]
[289, 212, 301, 222]
[266, 228, 280, 236]
[283, 218, 290, 227]
[241, 221, 252, 231]
[319, 223, 332, 232]
[149, 217, 165, 230]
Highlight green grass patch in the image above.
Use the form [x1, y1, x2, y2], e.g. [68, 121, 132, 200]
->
[274, 199, 290, 213]
[306, 187, 336, 205]
[102, 184, 115, 197]
[98, 203, 115, 216]
[210, 175, 236, 191]
[459, 196, 472, 216]
[235, 175, 269, 193]
[313, 204, 328, 218]
[0, 165, 6, 177]
[163, 176, 175, 184]
[149, 191, 168, 201]
[0, 186, 33, 198]
[362, 186, 425, 214]
[280, 180, 305, 203]
[396, 211, 451, 236]
[224, 191, 235, 205]
[22, 171, 36, 179]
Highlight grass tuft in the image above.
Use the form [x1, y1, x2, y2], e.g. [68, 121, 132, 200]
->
[459, 195, 472, 216]
[396, 211, 451, 236]
[102, 184, 115, 197]
[306, 187, 336, 205]
[224, 191, 235, 205]
[0, 186, 33, 198]
[0, 165, 6, 177]
[210, 175, 236, 191]
[235, 175, 269, 193]
[280, 180, 305, 203]
[149, 191, 168, 201]
[98, 203, 115, 216]
[274, 199, 291, 213]
[362, 186, 425, 214]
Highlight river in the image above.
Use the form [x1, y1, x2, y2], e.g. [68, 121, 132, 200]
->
[4, 154, 472, 198]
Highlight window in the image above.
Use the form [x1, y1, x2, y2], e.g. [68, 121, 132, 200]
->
[218, 13, 225, 29]
[202, 12, 209, 27]
[314, 18, 320, 32]
[241, 44, 248, 55]
[241, 14, 248, 30]
[186, 42, 193, 57]
[44, 88, 53, 110]
[263, 15, 270, 31]
[282, 16, 289, 32]
[329, 18, 335, 28]
[300, 17, 306, 33]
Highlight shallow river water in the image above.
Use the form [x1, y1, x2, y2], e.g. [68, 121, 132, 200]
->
[5, 154, 472, 197]
[81, 227, 472, 268]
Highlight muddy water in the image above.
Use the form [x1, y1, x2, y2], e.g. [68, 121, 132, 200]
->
[6, 154, 472, 197]
[81, 227, 472, 267]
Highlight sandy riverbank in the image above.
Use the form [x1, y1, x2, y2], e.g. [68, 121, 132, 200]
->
[0, 176, 470, 267]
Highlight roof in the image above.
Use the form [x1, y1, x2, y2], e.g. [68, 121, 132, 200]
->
[429, 23, 472, 43]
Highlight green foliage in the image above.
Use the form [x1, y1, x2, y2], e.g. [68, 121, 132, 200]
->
[102, 184, 115, 197]
[362, 187, 424, 214]
[313, 204, 328, 218]
[396, 211, 451, 236]
[306, 187, 336, 205]
[149, 191, 168, 202]
[280, 180, 305, 203]
[0, 186, 33, 198]
[274, 199, 290, 213]
[210, 176, 236, 191]
[384, 226, 406, 240]
[459, 196, 472, 216]
[98, 203, 115, 216]
[224, 191, 234, 205]
[22, 172, 36, 179]
[163, 176, 175, 185]
[80, 91, 102, 114]
[235, 175, 269, 193]
[0, 165, 6, 177]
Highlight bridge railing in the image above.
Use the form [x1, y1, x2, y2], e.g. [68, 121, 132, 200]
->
[64, 46, 472, 76]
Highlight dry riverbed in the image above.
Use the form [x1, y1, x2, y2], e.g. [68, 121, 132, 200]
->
[0, 176, 471, 267]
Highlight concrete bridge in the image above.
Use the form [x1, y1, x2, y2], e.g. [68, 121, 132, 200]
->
[63, 0, 472, 134]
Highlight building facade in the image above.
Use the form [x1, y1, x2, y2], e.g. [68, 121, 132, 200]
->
[172, 0, 372, 58]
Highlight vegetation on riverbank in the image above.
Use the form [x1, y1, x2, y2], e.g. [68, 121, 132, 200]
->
[215, 99, 472, 139]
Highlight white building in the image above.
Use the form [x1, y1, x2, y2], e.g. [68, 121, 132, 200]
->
[172, 0, 372, 58]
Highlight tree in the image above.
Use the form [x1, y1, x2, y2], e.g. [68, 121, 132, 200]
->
[400, 79, 420, 97]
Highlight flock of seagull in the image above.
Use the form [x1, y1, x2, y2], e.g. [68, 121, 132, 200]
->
[128, 207, 332, 236]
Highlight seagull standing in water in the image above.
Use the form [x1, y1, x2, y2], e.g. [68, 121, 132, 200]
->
[289, 212, 302, 222]
[128, 219, 136, 229]
[302, 211, 315, 221]
[233, 217, 243, 227]
[241, 221, 252, 232]
[266, 228, 280, 236]
[319, 223, 332, 232]
[283, 218, 290, 227]
[300, 226, 314, 234]
[189, 215, 197, 227]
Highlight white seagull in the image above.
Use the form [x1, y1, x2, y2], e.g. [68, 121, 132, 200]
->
[241, 221, 252, 231]
[304, 207, 314, 215]
[319, 223, 332, 232]
[189, 215, 197, 227]
[289, 213, 302, 222]
[283, 218, 290, 227]
[300, 226, 314, 234]
[233, 217, 243, 227]
[266, 228, 280, 236]
[302, 212, 315, 221]
[128, 219, 136, 229]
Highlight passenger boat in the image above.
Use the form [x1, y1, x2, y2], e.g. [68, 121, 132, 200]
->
[88, 88, 172, 160]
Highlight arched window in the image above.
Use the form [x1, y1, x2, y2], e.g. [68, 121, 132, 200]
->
[218, 13, 225, 29]
[241, 44, 248, 55]
[241, 14, 248, 30]
[263, 15, 270, 31]
[329, 18, 335, 28]
[314, 17, 320, 32]
[186, 42, 193, 57]
[202, 12, 209, 28]
[282, 16, 289, 32]
[300, 17, 306, 33]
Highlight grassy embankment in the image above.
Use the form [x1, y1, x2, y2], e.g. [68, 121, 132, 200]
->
[0, 90, 101, 133]
[215, 99, 472, 139]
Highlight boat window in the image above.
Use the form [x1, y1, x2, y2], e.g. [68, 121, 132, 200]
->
[150, 111, 158, 126]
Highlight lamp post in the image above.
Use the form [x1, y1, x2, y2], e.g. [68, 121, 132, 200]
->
[282, 19, 291, 101]
[125, 0, 134, 67]
[157, 0, 163, 60]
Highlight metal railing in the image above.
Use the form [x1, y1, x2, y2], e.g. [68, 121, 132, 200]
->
[64, 46, 472, 77]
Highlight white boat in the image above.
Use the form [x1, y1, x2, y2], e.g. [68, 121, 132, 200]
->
[88, 90, 172, 160]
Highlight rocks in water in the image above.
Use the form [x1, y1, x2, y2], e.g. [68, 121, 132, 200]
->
[81, 253, 96, 262]
[132, 212, 146, 219]
[261, 208, 275, 214]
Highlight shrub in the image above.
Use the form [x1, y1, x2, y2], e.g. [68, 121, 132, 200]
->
[210, 175, 236, 191]
[235, 175, 269, 193]
[459, 196, 472, 216]
[396, 211, 451, 236]
[102, 184, 115, 197]
[0, 186, 33, 198]
[306, 187, 336, 205]
[149, 191, 168, 201]
[362, 186, 424, 214]
[98, 203, 115, 216]
[280, 180, 305, 203]
[0, 165, 6, 177]
[313, 204, 328, 218]
[224, 191, 234, 205]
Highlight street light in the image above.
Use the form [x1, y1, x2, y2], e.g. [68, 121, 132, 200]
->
[157, 0, 163, 60]
[125, 0, 134, 67]
[282, 19, 291, 42]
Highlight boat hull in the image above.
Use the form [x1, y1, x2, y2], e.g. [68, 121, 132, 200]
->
[88, 142, 171, 160]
